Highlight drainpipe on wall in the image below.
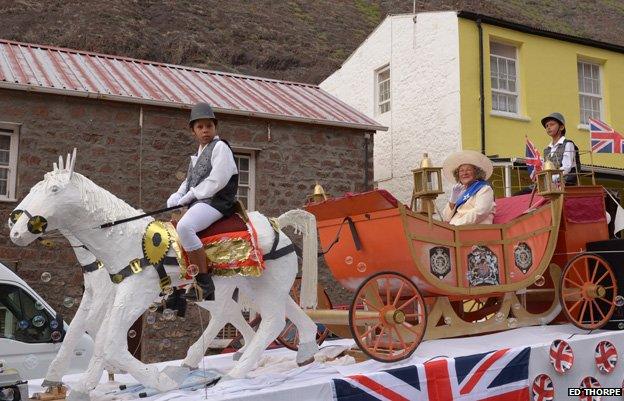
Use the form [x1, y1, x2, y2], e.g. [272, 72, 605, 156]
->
[364, 132, 370, 189]
[477, 19, 486, 155]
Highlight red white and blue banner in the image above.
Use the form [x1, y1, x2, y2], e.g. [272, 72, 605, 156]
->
[331, 347, 530, 401]
[589, 118, 624, 154]
[525, 136, 543, 181]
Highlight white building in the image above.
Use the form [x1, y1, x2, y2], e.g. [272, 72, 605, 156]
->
[321, 12, 462, 205]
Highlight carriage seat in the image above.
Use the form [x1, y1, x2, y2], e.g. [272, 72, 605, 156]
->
[492, 193, 549, 225]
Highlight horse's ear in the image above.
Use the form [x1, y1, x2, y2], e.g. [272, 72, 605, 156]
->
[53, 162, 58, 171]
[58, 155, 64, 170]
[68, 148, 77, 178]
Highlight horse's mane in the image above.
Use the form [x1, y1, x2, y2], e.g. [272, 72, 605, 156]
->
[41, 170, 139, 224]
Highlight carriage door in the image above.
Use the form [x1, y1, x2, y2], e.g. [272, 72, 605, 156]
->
[0, 283, 60, 379]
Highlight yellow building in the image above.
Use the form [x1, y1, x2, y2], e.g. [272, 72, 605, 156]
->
[321, 11, 624, 203]
[458, 11, 624, 195]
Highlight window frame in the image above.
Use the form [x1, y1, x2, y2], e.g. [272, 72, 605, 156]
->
[489, 41, 520, 116]
[577, 59, 604, 125]
[375, 64, 391, 115]
[233, 151, 256, 211]
[0, 122, 19, 202]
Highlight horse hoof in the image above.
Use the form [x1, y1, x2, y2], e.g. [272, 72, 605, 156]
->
[182, 363, 198, 371]
[296, 341, 320, 366]
[232, 351, 243, 361]
[67, 389, 90, 401]
[41, 379, 63, 388]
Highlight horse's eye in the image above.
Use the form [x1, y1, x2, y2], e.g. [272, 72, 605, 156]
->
[50, 185, 60, 193]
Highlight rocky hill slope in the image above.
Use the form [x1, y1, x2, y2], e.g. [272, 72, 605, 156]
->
[1, 0, 622, 84]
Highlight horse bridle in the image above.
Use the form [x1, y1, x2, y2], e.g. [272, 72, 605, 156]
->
[9, 209, 49, 235]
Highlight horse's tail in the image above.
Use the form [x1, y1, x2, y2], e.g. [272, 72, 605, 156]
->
[277, 209, 318, 309]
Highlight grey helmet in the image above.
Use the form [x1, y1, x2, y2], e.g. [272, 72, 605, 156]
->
[189, 102, 217, 127]
[541, 112, 566, 134]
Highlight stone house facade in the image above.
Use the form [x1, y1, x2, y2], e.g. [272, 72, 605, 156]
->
[0, 39, 382, 362]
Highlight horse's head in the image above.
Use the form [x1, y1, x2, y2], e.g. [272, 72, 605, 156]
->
[10, 149, 81, 246]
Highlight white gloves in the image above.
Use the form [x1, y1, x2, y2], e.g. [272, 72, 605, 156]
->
[177, 191, 196, 206]
[449, 183, 465, 204]
[167, 193, 182, 208]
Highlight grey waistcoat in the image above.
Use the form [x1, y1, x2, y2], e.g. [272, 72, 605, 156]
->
[185, 139, 238, 215]
[543, 138, 580, 185]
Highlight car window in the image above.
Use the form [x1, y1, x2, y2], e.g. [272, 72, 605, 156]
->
[0, 284, 55, 343]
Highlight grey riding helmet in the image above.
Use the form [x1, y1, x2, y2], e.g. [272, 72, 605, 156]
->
[541, 112, 566, 135]
[189, 103, 217, 127]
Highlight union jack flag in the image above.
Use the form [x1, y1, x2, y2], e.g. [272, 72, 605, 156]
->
[589, 118, 624, 154]
[531, 374, 554, 401]
[594, 341, 617, 374]
[580, 376, 601, 401]
[331, 347, 530, 401]
[525, 136, 543, 181]
[549, 339, 574, 374]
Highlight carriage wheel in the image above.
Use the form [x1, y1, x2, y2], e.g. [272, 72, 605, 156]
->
[277, 278, 332, 351]
[349, 271, 427, 362]
[560, 253, 617, 330]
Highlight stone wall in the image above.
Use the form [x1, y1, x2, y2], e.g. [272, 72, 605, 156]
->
[0, 88, 373, 363]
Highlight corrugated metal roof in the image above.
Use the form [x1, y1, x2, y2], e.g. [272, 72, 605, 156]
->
[0, 39, 385, 131]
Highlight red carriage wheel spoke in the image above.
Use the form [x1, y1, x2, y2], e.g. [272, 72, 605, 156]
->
[590, 259, 599, 282]
[359, 297, 382, 312]
[564, 277, 583, 288]
[372, 326, 386, 352]
[386, 278, 391, 305]
[579, 300, 589, 322]
[596, 297, 614, 307]
[393, 282, 405, 307]
[358, 323, 381, 340]
[589, 300, 595, 324]
[591, 300, 606, 320]
[567, 298, 583, 313]
[562, 287, 582, 297]
[595, 270, 610, 285]
[397, 295, 419, 311]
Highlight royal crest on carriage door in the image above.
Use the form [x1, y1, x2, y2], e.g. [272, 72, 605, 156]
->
[429, 246, 451, 279]
[514, 242, 533, 274]
[467, 246, 500, 286]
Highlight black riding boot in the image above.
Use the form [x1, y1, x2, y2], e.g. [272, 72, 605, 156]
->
[183, 272, 215, 301]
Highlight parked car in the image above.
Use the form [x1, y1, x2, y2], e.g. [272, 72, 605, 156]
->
[0, 260, 93, 380]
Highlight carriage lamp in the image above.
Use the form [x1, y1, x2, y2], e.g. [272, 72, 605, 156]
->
[310, 182, 328, 203]
[411, 153, 443, 213]
[536, 160, 565, 197]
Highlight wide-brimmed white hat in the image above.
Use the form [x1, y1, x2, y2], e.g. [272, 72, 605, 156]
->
[442, 150, 493, 181]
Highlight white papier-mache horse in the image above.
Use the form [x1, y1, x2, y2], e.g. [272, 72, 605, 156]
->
[9, 151, 320, 400]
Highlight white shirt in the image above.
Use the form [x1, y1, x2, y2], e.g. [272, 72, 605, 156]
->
[174, 136, 238, 200]
[545, 136, 576, 176]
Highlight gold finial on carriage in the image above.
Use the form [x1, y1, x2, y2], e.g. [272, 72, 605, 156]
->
[536, 160, 565, 197]
[311, 182, 328, 203]
[411, 153, 443, 214]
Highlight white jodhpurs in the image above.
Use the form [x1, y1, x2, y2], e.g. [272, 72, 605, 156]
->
[177, 202, 223, 251]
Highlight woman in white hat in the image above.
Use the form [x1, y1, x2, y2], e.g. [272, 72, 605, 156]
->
[441, 150, 495, 225]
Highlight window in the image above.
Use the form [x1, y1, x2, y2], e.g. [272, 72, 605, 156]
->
[0, 124, 19, 201]
[376, 65, 390, 114]
[490, 42, 519, 114]
[0, 284, 55, 343]
[234, 153, 255, 210]
[578, 60, 602, 124]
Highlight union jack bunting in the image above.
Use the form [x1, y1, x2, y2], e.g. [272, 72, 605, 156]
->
[549, 339, 574, 374]
[594, 341, 617, 374]
[580, 376, 601, 401]
[525, 136, 543, 181]
[589, 118, 624, 154]
[531, 374, 554, 401]
[331, 347, 530, 401]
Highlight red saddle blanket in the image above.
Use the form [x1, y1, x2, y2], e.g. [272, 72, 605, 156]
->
[171, 214, 265, 278]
